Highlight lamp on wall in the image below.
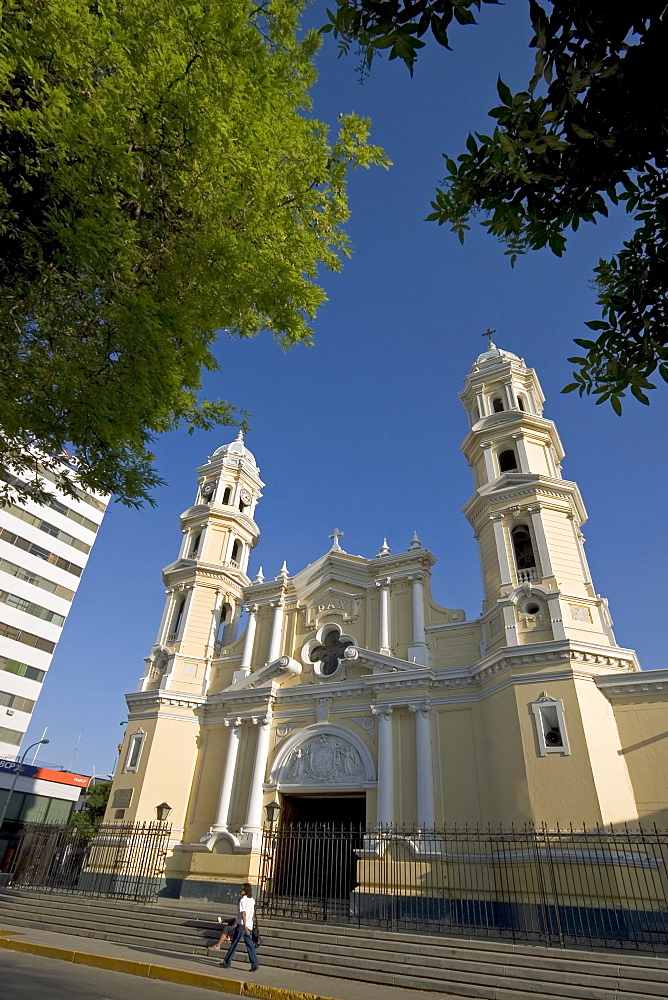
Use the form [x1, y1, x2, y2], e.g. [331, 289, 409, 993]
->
[265, 801, 281, 827]
[155, 802, 172, 822]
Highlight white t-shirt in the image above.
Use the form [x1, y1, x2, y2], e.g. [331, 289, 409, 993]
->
[238, 894, 255, 932]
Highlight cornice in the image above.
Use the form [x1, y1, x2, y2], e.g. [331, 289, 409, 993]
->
[163, 559, 250, 589]
[595, 668, 668, 698]
[125, 690, 206, 713]
[470, 639, 639, 683]
[462, 478, 586, 527]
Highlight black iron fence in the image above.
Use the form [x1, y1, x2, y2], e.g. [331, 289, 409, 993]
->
[0, 819, 171, 901]
[259, 823, 668, 952]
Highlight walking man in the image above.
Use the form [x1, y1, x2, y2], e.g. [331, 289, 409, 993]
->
[221, 882, 259, 972]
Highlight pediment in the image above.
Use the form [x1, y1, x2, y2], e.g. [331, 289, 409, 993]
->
[302, 585, 365, 629]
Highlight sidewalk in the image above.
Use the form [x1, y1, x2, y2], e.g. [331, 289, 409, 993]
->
[0, 922, 457, 1000]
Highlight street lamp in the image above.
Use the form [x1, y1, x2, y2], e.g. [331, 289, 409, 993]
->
[265, 801, 281, 827]
[0, 739, 50, 829]
[155, 802, 172, 822]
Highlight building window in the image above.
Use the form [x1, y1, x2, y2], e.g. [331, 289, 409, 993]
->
[124, 731, 146, 772]
[511, 525, 536, 569]
[492, 397, 504, 412]
[517, 396, 526, 411]
[172, 598, 186, 636]
[499, 449, 518, 472]
[230, 539, 241, 564]
[216, 604, 234, 648]
[190, 532, 202, 557]
[531, 695, 570, 756]
[222, 487, 232, 505]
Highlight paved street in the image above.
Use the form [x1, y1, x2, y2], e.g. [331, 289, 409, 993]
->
[0, 949, 234, 1000]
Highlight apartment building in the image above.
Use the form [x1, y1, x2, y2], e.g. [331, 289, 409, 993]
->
[0, 464, 108, 757]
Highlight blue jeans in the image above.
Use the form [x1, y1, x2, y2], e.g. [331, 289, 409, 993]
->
[222, 923, 258, 968]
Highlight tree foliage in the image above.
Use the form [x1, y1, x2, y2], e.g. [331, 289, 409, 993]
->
[0, 1, 388, 506]
[324, 2, 668, 411]
[70, 780, 111, 835]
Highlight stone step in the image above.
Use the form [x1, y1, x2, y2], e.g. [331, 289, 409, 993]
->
[1, 888, 667, 1000]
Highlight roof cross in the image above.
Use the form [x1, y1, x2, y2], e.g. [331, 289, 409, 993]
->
[482, 328, 496, 349]
[329, 528, 345, 551]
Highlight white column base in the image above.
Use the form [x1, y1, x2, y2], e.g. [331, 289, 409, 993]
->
[407, 642, 430, 666]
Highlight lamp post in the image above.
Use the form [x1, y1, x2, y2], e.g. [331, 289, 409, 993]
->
[0, 739, 50, 829]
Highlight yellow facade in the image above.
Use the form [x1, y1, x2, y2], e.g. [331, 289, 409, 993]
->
[105, 345, 668, 901]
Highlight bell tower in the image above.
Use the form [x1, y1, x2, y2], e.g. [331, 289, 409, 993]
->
[140, 431, 263, 694]
[460, 339, 616, 651]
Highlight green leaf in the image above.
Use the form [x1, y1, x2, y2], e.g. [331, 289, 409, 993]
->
[496, 76, 513, 106]
[610, 395, 623, 416]
[561, 383, 580, 393]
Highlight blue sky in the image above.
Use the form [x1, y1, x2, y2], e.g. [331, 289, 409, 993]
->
[24, 2, 667, 777]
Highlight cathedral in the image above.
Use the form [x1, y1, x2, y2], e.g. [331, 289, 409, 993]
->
[105, 342, 668, 902]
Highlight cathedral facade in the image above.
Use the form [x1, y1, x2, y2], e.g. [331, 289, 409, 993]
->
[105, 344, 668, 901]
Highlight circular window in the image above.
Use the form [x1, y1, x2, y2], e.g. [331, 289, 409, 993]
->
[309, 629, 352, 676]
[524, 601, 540, 615]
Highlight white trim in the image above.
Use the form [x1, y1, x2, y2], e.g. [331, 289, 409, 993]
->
[530, 694, 570, 756]
[123, 729, 146, 772]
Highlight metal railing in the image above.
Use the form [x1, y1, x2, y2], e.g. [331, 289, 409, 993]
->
[258, 824, 668, 952]
[0, 819, 171, 901]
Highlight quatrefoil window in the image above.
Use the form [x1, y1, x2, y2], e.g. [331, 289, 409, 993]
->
[309, 628, 353, 677]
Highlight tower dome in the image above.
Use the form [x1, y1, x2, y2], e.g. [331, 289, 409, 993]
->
[212, 430, 258, 469]
[473, 341, 520, 369]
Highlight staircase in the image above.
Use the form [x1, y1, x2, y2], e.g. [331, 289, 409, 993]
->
[1, 888, 667, 1000]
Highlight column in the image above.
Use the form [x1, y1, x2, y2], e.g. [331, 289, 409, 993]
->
[490, 513, 513, 587]
[512, 433, 530, 473]
[157, 588, 175, 645]
[212, 718, 242, 831]
[243, 713, 273, 833]
[567, 511, 593, 591]
[407, 574, 429, 666]
[527, 504, 554, 580]
[377, 578, 391, 655]
[409, 702, 435, 828]
[267, 601, 284, 662]
[481, 443, 496, 482]
[240, 605, 258, 669]
[372, 705, 394, 826]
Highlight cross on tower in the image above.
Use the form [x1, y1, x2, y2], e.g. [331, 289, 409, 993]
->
[482, 328, 496, 349]
[329, 528, 344, 551]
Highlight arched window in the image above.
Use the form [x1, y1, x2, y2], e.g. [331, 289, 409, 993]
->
[190, 532, 202, 557]
[222, 487, 232, 505]
[499, 449, 518, 472]
[172, 598, 186, 636]
[492, 397, 504, 412]
[216, 604, 234, 648]
[517, 396, 525, 412]
[511, 525, 536, 569]
[231, 539, 241, 564]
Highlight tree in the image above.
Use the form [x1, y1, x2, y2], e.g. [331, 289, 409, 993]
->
[0, 1, 388, 506]
[323, 2, 668, 411]
[70, 780, 111, 835]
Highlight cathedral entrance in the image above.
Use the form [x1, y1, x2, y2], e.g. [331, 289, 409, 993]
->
[270, 794, 365, 905]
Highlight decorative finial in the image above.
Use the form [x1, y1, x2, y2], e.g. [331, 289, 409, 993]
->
[253, 566, 264, 583]
[235, 429, 244, 442]
[409, 530, 421, 550]
[482, 328, 497, 350]
[276, 560, 289, 580]
[329, 528, 344, 552]
[377, 538, 390, 557]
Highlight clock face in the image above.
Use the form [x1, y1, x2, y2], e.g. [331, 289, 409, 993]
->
[239, 489, 252, 505]
[201, 482, 215, 500]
